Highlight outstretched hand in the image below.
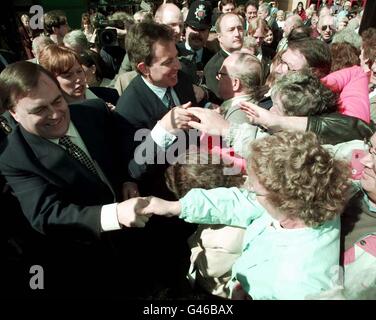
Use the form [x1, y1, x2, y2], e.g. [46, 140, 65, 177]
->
[239, 101, 280, 132]
[139, 196, 181, 217]
[159, 102, 195, 133]
[186, 107, 230, 136]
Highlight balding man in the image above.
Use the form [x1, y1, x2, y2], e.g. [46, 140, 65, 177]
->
[204, 12, 244, 101]
[218, 52, 262, 123]
[154, 2, 184, 43]
[276, 14, 303, 52]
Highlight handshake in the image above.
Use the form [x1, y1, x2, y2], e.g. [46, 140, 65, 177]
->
[116, 196, 181, 228]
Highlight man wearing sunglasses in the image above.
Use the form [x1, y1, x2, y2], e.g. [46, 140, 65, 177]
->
[318, 14, 336, 44]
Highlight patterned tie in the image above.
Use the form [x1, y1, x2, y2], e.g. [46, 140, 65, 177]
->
[165, 87, 176, 109]
[59, 135, 100, 177]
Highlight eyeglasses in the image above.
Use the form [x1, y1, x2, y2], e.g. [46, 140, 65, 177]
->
[216, 71, 229, 79]
[321, 25, 335, 31]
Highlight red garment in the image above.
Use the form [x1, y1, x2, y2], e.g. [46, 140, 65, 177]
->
[298, 9, 307, 22]
[294, 8, 307, 21]
[199, 132, 246, 175]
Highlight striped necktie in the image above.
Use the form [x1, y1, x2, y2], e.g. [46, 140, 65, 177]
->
[59, 135, 100, 177]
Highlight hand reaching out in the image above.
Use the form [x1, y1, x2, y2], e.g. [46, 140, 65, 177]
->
[159, 102, 195, 133]
[186, 107, 230, 136]
[139, 196, 181, 217]
[239, 101, 280, 132]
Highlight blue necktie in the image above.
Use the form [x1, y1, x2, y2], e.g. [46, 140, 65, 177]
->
[165, 87, 176, 109]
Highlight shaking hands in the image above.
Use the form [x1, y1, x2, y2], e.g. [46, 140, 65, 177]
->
[116, 196, 181, 228]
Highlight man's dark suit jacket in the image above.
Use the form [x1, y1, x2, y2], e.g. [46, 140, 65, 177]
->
[116, 70, 197, 130]
[0, 99, 137, 296]
[203, 48, 229, 101]
[177, 42, 215, 71]
[115, 71, 197, 190]
[0, 99, 127, 239]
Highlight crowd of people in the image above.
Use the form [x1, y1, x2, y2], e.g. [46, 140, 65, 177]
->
[1, 0, 375, 300]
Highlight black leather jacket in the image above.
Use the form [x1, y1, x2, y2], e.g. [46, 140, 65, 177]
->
[307, 113, 376, 145]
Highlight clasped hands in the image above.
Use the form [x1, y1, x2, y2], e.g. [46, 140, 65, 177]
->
[116, 196, 180, 228]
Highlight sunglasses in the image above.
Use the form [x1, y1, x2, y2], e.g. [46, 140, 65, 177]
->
[321, 25, 335, 31]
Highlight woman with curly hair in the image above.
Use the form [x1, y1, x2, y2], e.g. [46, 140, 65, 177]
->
[141, 130, 351, 299]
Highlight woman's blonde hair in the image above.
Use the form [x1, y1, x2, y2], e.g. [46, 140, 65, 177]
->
[249, 131, 350, 227]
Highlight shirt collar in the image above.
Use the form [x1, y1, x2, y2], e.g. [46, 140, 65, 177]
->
[49, 121, 79, 144]
[141, 76, 168, 101]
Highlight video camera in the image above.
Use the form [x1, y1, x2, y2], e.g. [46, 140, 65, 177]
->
[92, 14, 124, 47]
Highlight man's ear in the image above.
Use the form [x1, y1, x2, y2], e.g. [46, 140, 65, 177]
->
[9, 108, 19, 122]
[232, 77, 241, 92]
[137, 62, 149, 76]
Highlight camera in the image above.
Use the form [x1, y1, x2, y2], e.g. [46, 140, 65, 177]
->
[97, 28, 118, 47]
[91, 14, 123, 47]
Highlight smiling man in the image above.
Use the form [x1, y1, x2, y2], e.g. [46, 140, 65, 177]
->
[115, 22, 199, 294]
[0, 61, 151, 297]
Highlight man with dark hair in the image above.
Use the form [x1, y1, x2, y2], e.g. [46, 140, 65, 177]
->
[278, 38, 332, 79]
[43, 10, 69, 45]
[118, 22, 196, 130]
[118, 2, 199, 85]
[245, 0, 259, 30]
[0, 61, 149, 297]
[115, 21, 199, 295]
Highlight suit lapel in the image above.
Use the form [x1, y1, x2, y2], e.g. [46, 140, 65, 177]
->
[174, 71, 196, 105]
[20, 125, 103, 186]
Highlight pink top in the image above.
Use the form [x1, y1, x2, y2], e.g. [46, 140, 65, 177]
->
[199, 132, 246, 174]
[321, 66, 370, 123]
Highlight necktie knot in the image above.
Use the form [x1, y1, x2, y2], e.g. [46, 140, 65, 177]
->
[59, 135, 99, 177]
[59, 135, 74, 149]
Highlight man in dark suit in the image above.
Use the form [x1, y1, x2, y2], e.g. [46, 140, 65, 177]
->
[115, 22, 199, 295]
[0, 61, 150, 297]
[203, 12, 244, 101]
[119, 3, 199, 84]
[116, 22, 197, 135]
